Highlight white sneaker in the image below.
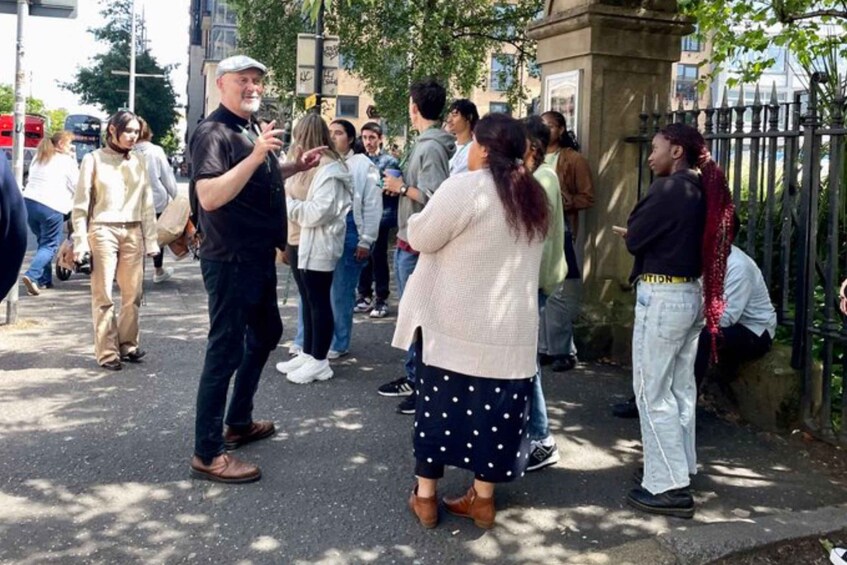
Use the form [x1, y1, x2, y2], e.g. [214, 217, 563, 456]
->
[275, 353, 313, 374]
[286, 357, 333, 384]
[327, 349, 348, 360]
[153, 267, 174, 283]
[288, 343, 302, 356]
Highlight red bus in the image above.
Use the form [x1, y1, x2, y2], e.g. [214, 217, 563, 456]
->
[0, 113, 47, 148]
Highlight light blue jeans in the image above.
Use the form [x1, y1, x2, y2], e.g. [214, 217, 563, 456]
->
[395, 246, 419, 382]
[632, 281, 704, 495]
[528, 292, 549, 440]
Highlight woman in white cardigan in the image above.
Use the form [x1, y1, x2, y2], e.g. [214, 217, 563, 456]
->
[394, 113, 550, 529]
[276, 114, 352, 384]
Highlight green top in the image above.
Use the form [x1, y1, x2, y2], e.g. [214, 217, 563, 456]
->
[535, 162, 567, 295]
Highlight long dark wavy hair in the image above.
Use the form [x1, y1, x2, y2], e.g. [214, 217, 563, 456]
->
[474, 113, 549, 243]
[659, 123, 735, 355]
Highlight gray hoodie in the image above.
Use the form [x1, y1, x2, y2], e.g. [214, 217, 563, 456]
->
[134, 141, 178, 214]
[397, 127, 455, 242]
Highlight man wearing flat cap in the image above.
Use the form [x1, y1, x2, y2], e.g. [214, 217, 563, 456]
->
[188, 55, 324, 483]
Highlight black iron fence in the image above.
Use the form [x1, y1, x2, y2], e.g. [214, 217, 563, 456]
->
[625, 72, 846, 444]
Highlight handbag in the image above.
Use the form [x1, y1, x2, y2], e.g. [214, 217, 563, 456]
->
[156, 196, 191, 246]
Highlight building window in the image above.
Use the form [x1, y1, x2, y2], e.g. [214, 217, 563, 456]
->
[213, 0, 237, 25]
[490, 102, 511, 116]
[336, 96, 359, 118]
[209, 27, 238, 61]
[675, 64, 699, 103]
[681, 35, 701, 52]
[490, 54, 515, 92]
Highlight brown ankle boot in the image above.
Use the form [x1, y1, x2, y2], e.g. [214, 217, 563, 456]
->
[408, 486, 438, 528]
[443, 486, 495, 529]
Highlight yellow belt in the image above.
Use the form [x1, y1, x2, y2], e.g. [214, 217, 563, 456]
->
[640, 274, 696, 284]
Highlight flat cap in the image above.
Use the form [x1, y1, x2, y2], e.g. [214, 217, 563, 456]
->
[216, 55, 267, 79]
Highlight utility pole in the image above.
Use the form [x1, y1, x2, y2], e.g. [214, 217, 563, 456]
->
[6, 0, 28, 324]
[313, 0, 324, 112]
[129, 0, 137, 111]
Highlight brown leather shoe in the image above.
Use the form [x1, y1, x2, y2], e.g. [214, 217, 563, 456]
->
[443, 486, 495, 529]
[223, 420, 276, 450]
[408, 486, 438, 529]
[189, 454, 261, 484]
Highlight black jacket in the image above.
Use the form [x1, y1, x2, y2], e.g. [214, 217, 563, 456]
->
[0, 151, 26, 299]
[626, 169, 705, 282]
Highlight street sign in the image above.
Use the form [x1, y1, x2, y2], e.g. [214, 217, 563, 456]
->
[304, 94, 317, 110]
[0, 0, 77, 18]
[296, 33, 340, 97]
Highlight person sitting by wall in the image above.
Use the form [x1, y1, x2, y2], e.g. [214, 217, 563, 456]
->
[613, 214, 775, 419]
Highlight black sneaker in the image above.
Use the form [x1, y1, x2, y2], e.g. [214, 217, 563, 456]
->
[612, 397, 639, 419]
[527, 442, 560, 472]
[378, 377, 414, 397]
[551, 355, 577, 372]
[354, 296, 373, 313]
[396, 392, 417, 414]
[369, 300, 389, 318]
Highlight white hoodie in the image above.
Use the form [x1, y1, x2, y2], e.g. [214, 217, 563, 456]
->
[345, 150, 382, 249]
[287, 159, 353, 272]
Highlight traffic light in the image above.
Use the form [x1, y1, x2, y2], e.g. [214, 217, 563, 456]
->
[0, 0, 77, 18]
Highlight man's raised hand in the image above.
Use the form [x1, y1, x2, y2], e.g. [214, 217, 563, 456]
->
[251, 120, 285, 162]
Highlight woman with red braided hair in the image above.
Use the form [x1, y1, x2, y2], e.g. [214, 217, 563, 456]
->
[620, 122, 734, 518]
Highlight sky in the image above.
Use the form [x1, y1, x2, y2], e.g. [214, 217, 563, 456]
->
[0, 0, 190, 118]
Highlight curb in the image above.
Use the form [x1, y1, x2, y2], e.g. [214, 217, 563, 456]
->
[561, 503, 847, 564]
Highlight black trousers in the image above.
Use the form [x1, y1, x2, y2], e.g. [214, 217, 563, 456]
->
[194, 257, 282, 464]
[287, 244, 334, 361]
[357, 211, 395, 301]
[152, 212, 164, 269]
[694, 323, 772, 391]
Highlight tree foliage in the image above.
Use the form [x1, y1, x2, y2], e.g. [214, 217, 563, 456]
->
[0, 84, 47, 115]
[63, 0, 178, 145]
[681, 0, 847, 95]
[229, 0, 542, 132]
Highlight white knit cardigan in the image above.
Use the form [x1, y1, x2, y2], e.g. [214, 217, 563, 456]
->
[392, 169, 543, 379]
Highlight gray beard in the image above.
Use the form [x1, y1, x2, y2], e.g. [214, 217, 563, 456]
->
[241, 99, 261, 113]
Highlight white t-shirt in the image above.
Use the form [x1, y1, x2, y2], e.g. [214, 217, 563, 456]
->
[449, 141, 471, 176]
[23, 153, 79, 215]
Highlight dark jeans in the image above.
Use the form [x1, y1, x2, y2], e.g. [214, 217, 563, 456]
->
[24, 198, 64, 286]
[694, 323, 772, 391]
[357, 210, 396, 301]
[194, 257, 282, 464]
[287, 244, 334, 361]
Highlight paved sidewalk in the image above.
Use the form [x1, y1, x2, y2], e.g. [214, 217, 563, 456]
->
[1, 247, 846, 563]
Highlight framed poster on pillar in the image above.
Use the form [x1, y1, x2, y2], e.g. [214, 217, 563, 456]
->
[544, 70, 582, 137]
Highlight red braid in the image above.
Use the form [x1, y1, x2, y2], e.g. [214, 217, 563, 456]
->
[660, 124, 735, 362]
[698, 150, 735, 359]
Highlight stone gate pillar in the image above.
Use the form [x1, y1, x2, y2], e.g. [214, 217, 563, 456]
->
[529, 0, 693, 362]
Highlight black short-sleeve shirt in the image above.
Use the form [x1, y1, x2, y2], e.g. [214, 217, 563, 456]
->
[189, 104, 286, 262]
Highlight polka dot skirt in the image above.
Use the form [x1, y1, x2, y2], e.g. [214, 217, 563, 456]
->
[413, 355, 534, 483]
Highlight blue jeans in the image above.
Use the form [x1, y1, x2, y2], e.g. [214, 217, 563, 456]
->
[330, 215, 367, 352]
[24, 198, 64, 286]
[194, 257, 283, 464]
[528, 292, 549, 440]
[632, 281, 703, 494]
[395, 246, 419, 382]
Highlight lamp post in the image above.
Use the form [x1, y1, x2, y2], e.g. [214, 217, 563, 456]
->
[129, 0, 136, 111]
